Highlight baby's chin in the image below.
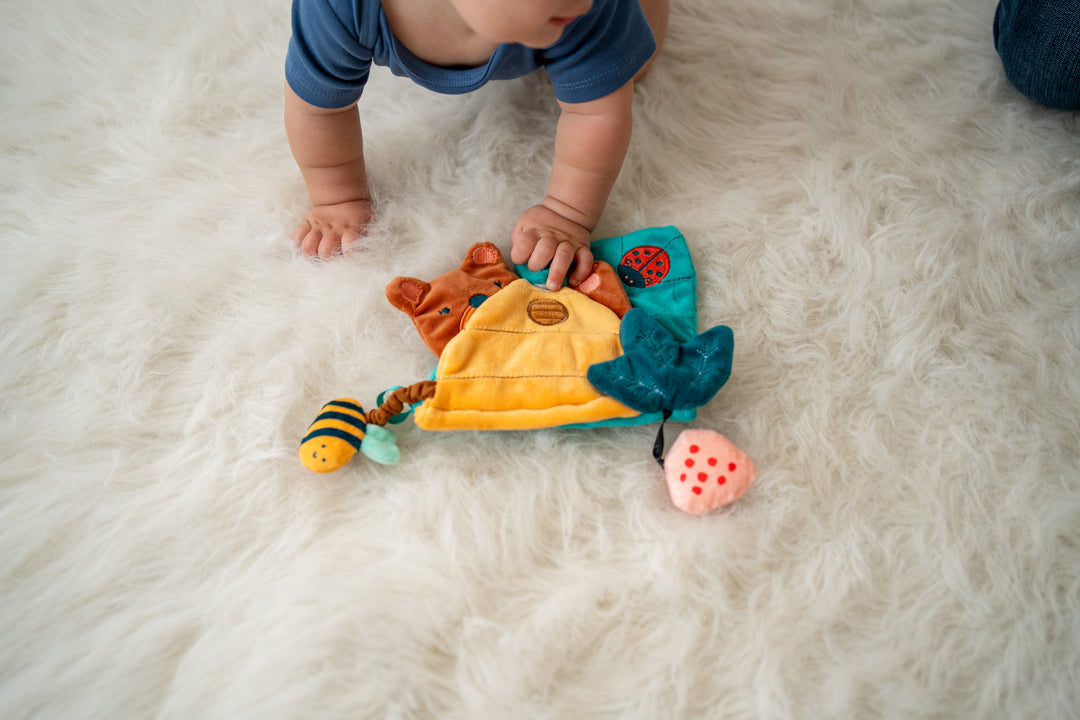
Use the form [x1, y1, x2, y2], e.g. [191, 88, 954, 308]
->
[515, 25, 571, 50]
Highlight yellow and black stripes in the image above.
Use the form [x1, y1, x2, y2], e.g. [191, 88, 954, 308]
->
[299, 398, 368, 473]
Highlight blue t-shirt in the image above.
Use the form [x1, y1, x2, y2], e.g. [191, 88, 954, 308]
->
[286, 0, 657, 108]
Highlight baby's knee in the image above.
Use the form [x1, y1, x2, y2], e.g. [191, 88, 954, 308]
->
[993, 0, 1080, 110]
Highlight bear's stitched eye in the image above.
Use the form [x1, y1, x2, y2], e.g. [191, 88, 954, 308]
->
[439, 308, 451, 315]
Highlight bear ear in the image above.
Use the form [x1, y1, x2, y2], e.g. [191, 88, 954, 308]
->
[459, 242, 507, 273]
[385, 277, 431, 316]
[576, 261, 632, 318]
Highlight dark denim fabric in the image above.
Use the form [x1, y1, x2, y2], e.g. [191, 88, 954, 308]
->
[994, 0, 1080, 109]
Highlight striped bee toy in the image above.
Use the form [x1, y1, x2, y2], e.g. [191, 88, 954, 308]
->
[298, 398, 400, 472]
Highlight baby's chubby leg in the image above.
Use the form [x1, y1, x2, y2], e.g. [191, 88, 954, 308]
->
[635, 0, 670, 82]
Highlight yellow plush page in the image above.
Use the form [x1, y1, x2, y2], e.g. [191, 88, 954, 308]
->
[415, 280, 639, 431]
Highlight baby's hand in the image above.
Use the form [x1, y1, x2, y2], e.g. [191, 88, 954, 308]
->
[292, 199, 374, 258]
[510, 204, 593, 291]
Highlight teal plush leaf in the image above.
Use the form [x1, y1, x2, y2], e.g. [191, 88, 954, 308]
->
[587, 309, 734, 414]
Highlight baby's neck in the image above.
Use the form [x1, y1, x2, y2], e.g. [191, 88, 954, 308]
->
[382, 0, 500, 68]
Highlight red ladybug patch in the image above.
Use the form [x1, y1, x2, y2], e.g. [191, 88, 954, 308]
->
[618, 246, 670, 288]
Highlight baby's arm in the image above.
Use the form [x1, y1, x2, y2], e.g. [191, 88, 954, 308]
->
[284, 83, 373, 258]
[510, 81, 634, 290]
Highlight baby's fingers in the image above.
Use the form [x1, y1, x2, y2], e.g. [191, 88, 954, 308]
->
[291, 220, 311, 246]
[341, 229, 364, 256]
[566, 246, 595, 288]
[317, 234, 343, 258]
[510, 228, 539, 266]
[527, 233, 561, 274]
[297, 225, 342, 259]
[295, 221, 334, 258]
[301, 227, 325, 257]
[544, 245, 570, 291]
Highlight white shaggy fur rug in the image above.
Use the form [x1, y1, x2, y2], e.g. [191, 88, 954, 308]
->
[2, 0, 1078, 717]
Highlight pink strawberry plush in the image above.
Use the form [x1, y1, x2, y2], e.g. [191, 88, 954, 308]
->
[665, 429, 756, 514]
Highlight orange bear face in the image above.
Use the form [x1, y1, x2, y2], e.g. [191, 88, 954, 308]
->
[385, 242, 520, 357]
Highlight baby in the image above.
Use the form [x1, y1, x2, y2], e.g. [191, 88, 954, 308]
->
[284, 0, 668, 290]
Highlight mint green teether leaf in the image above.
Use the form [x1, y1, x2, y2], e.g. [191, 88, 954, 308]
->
[361, 425, 401, 465]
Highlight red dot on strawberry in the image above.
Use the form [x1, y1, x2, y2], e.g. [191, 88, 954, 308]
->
[718, 476, 727, 485]
[692, 487, 703, 495]
[697, 472, 707, 482]
[729, 463, 737, 471]
[689, 445, 699, 454]
[708, 457, 717, 466]
[680, 474, 686, 482]
[684, 458, 694, 468]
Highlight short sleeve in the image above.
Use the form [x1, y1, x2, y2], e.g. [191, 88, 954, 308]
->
[285, 0, 373, 108]
[543, 0, 657, 104]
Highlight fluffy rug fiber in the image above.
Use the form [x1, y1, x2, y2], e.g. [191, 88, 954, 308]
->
[2, 0, 1078, 717]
